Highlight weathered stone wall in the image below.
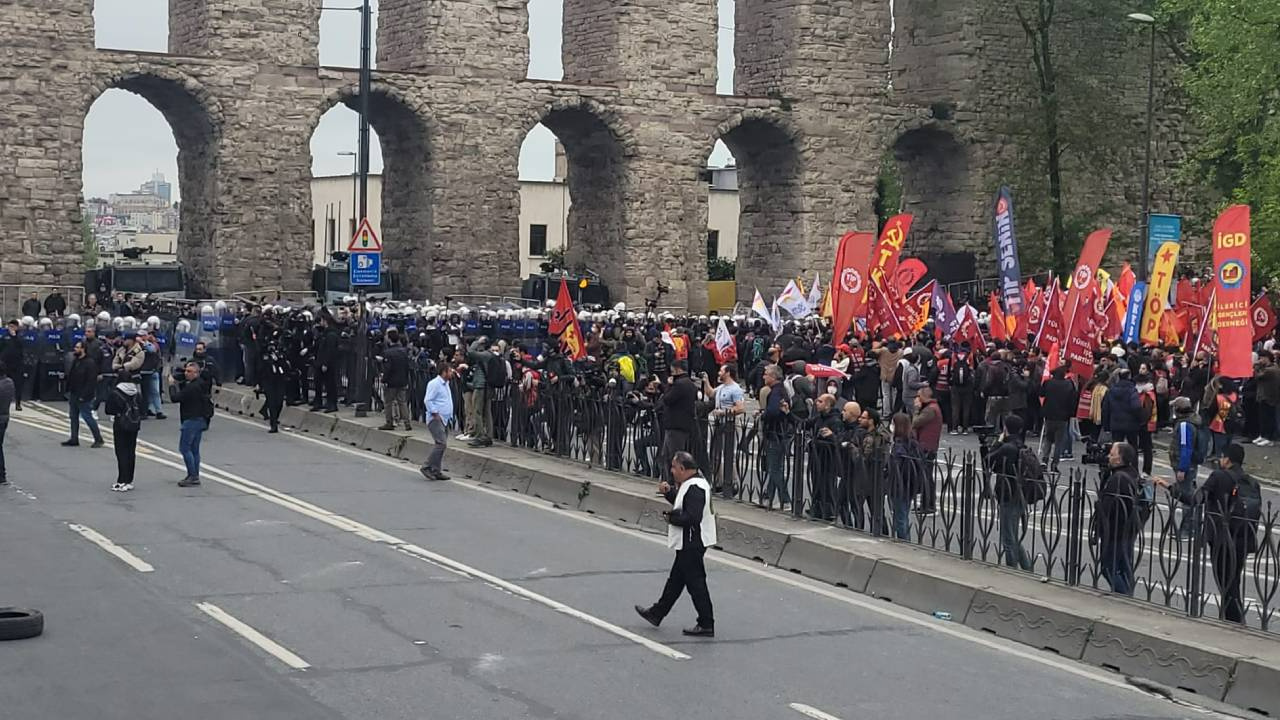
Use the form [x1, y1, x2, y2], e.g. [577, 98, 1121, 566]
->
[0, 0, 1197, 311]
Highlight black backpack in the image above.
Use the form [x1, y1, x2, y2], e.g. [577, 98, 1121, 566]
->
[111, 389, 142, 432]
[982, 361, 1009, 396]
[1230, 473, 1263, 524]
[1018, 445, 1047, 503]
[1223, 397, 1244, 435]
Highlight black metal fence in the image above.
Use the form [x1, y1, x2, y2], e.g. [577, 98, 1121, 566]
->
[424, 378, 1280, 634]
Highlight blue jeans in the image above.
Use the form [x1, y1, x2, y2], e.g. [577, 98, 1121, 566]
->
[147, 373, 163, 415]
[179, 417, 207, 478]
[890, 496, 911, 540]
[69, 397, 102, 444]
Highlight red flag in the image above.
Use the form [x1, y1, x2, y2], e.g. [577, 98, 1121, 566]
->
[1175, 277, 1194, 311]
[872, 214, 913, 279]
[831, 231, 875, 342]
[1064, 281, 1098, 377]
[1212, 206, 1252, 377]
[906, 280, 935, 332]
[1190, 288, 1217, 359]
[957, 305, 987, 351]
[1037, 280, 1065, 353]
[1252, 294, 1277, 342]
[548, 278, 586, 360]
[1160, 308, 1182, 347]
[868, 270, 909, 339]
[1062, 229, 1112, 344]
[988, 293, 1008, 341]
[1117, 263, 1136, 300]
[894, 258, 928, 296]
[1171, 305, 1193, 342]
[1023, 278, 1038, 306]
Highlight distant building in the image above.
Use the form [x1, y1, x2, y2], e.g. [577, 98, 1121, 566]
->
[310, 164, 741, 279]
[139, 171, 172, 205]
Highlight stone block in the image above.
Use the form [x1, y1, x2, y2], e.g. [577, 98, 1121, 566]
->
[298, 411, 337, 436]
[713, 516, 789, 566]
[398, 437, 432, 466]
[864, 561, 977, 622]
[776, 534, 878, 592]
[330, 419, 370, 448]
[363, 429, 406, 456]
[278, 405, 307, 428]
[525, 469, 587, 509]
[1224, 658, 1280, 717]
[1082, 621, 1235, 700]
[964, 589, 1093, 659]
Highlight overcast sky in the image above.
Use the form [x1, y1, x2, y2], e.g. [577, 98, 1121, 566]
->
[84, 0, 736, 202]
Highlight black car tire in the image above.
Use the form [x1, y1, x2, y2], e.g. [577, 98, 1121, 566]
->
[0, 608, 44, 641]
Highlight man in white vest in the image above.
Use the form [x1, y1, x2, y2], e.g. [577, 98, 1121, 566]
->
[635, 451, 717, 637]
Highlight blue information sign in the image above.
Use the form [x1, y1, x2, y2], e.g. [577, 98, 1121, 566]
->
[1147, 214, 1182, 270]
[349, 251, 381, 287]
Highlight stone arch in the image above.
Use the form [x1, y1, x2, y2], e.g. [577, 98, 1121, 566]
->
[887, 124, 983, 279]
[519, 97, 632, 296]
[83, 67, 222, 295]
[309, 82, 434, 298]
[712, 110, 803, 301]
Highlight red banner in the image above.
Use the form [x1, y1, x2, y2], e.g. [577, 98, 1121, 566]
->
[906, 280, 935, 332]
[988, 293, 1008, 341]
[873, 214, 913, 279]
[869, 270, 909, 339]
[1212, 206, 1252, 377]
[549, 278, 586, 360]
[894, 258, 928, 295]
[1253, 294, 1277, 343]
[957, 305, 987, 351]
[1037, 281, 1065, 353]
[1062, 229, 1112, 344]
[1117, 263, 1136, 300]
[831, 232, 875, 342]
[1064, 282, 1098, 377]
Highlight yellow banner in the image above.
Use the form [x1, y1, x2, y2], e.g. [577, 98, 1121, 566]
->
[1140, 241, 1180, 344]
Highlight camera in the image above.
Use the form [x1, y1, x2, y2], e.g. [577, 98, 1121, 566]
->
[1081, 440, 1112, 467]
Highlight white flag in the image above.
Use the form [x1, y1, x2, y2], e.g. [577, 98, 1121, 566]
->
[771, 299, 781, 331]
[715, 317, 734, 357]
[806, 273, 823, 312]
[752, 288, 776, 330]
[776, 280, 812, 319]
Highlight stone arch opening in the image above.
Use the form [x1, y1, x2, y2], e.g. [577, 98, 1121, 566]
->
[715, 115, 801, 301]
[318, 1, 379, 68]
[309, 87, 432, 298]
[82, 73, 219, 296]
[519, 103, 628, 298]
[886, 126, 980, 277]
[93, 0, 168, 52]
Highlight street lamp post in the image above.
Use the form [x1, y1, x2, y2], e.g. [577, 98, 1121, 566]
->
[1129, 11, 1157, 282]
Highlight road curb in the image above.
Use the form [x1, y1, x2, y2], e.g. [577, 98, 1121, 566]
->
[210, 386, 1280, 716]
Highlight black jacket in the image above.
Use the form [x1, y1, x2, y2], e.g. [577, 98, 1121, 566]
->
[985, 435, 1026, 503]
[659, 374, 697, 433]
[66, 355, 98, 402]
[1103, 378, 1142, 434]
[20, 299, 39, 317]
[1041, 377, 1079, 422]
[178, 377, 213, 422]
[381, 344, 411, 389]
[0, 333, 23, 370]
[316, 327, 340, 367]
[664, 481, 707, 550]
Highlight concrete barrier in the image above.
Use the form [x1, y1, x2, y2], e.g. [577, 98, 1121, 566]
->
[578, 483, 663, 525]
[239, 393, 265, 417]
[471, 458, 534, 494]
[299, 412, 337, 436]
[1224, 658, 1280, 717]
[397, 437, 431, 466]
[714, 516, 789, 566]
[1081, 620, 1235, 699]
[278, 405, 308, 428]
[330, 419, 370, 448]
[776, 533, 879, 593]
[525, 470, 587, 509]
[964, 589, 1093, 659]
[864, 561, 977, 621]
[363, 428, 406, 456]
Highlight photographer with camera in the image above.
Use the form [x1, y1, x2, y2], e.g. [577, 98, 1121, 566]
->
[1092, 442, 1142, 596]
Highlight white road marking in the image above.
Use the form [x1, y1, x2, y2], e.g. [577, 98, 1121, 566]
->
[195, 601, 311, 670]
[67, 523, 155, 573]
[789, 703, 844, 720]
[15, 408, 690, 662]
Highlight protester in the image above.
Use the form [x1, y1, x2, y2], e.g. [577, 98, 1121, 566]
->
[760, 363, 792, 510]
[0, 361, 11, 483]
[911, 387, 943, 514]
[1092, 442, 1141, 595]
[420, 362, 455, 481]
[176, 362, 213, 487]
[105, 371, 142, 492]
[63, 340, 104, 448]
[986, 414, 1035, 572]
[2, 320, 24, 411]
[379, 328, 412, 432]
[703, 363, 745, 497]
[1039, 365, 1077, 469]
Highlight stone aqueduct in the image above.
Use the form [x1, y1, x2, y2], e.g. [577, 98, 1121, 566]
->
[0, 0, 1170, 309]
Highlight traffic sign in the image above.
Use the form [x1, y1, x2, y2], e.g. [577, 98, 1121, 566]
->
[348, 218, 382, 253]
[349, 251, 381, 286]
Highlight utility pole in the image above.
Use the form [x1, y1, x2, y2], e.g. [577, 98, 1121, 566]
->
[352, 0, 373, 416]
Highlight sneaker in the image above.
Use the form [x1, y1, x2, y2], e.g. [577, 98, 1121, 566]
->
[91, 440, 105, 448]
[178, 476, 201, 487]
[0, 476, 7, 485]
[61, 440, 79, 447]
[118, 483, 133, 492]
[949, 429, 960, 436]
[1261, 439, 1275, 447]
[155, 413, 167, 420]
[961, 428, 969, 435]
[456, 433, 472, 441]
[682, 625, 715, 638]
[403, 423, 412, 431]
[1253, 436, 1266, 445]
[110, 483, 123, 492]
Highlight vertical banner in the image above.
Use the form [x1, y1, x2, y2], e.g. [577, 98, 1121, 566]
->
[1122, 281, 1148, 345]
[1147, 213, 1182, 272]
[932, 282, 960, 340]
[549, 278, 586, 360]
[1037, 281, 1065, 353]
[1190, 288, 1217, 359]
[1252, 295, 1277, 342]
[872, 214, 913, 279]
[831, 231, 875, 341]
[1139, 241, 1180, 344]
[1062, 229, 1112, 343]
[906, 280, 935, 333]
[1064, 282, 1099, 377]
[1212, 205, 1252, 377]
[993, 187, 1025, 316]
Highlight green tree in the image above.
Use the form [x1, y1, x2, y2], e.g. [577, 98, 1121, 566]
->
[81, 213, 97, 270]
[1159, 0, 1280, 278]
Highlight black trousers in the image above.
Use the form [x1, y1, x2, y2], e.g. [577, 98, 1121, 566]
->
[114, 427, 138, 485]
[313, 366, 338, 409]
[263, 378, 284, 426]
[659, 429, 689, 482]
[652, 547, 714, 628]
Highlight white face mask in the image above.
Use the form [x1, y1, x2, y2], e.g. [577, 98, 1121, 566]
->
[827, 384, 838, 395]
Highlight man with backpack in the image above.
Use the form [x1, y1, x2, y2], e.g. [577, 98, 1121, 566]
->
[1168, 397, 1205, 539]
[1157, 443, 1259, 624]
[984, 414, 1037, 572]
[105, 370, 143, 492]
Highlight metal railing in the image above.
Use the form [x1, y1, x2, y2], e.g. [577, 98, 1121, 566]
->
[0, 285, 86, 321]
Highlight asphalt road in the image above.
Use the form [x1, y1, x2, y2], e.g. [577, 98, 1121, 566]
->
[0, 402, 1233, 720]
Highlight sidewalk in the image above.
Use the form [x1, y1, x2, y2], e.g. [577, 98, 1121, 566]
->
[213, 385, 1280, 717]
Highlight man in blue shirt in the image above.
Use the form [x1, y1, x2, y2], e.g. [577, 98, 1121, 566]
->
[421, 364, 456, 481]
